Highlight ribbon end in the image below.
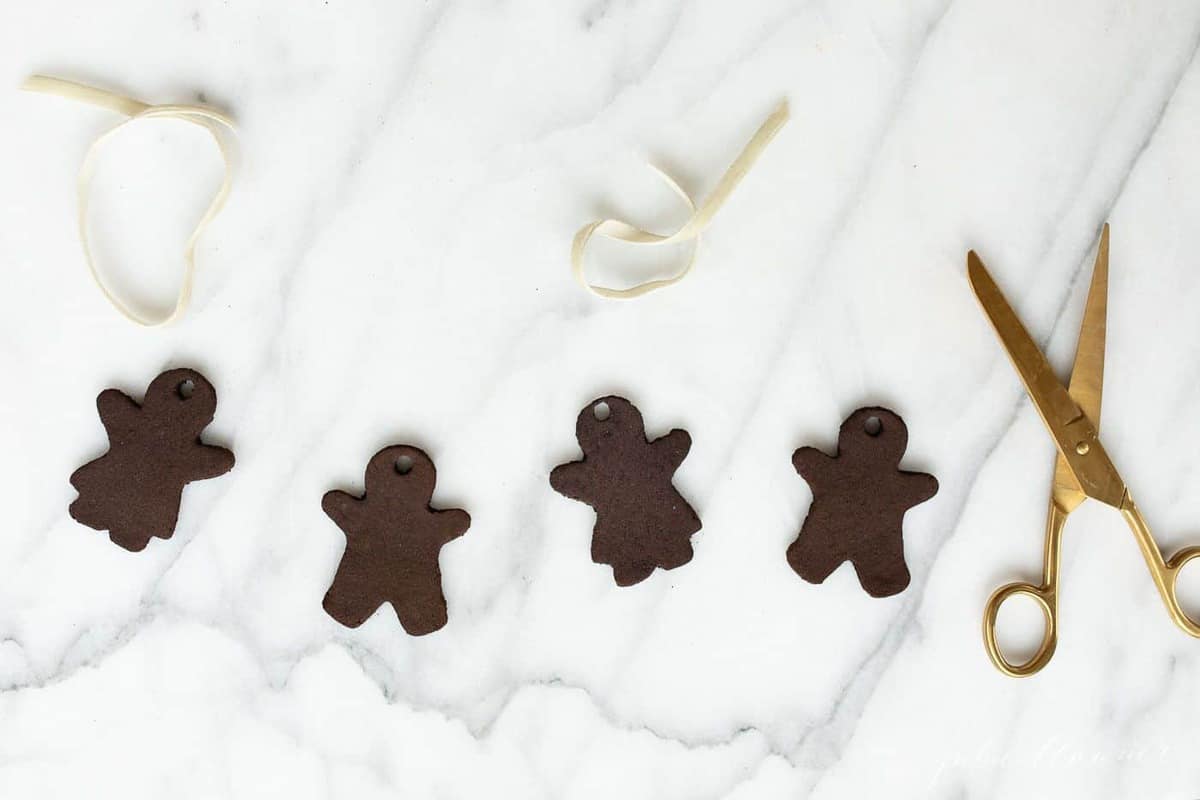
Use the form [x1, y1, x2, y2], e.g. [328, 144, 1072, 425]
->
[18, 74, 150, 117]
[20, 74, 58, 94]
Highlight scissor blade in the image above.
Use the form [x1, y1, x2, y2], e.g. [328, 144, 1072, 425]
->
[1052, 225, 1110, 506]
[1068, 223, 1108, 427]
[968, 251, 1126, 508]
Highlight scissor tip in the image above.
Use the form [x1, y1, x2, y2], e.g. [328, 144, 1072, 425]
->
[966, 251, 995, 295]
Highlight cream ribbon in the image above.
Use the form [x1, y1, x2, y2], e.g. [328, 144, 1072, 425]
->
[571, 101, 789, 299]
[21, 75, 237, 326]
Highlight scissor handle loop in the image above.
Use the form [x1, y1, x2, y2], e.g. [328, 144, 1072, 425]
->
[982, 581, 1057, 678]
[1161, 545, 1200, 637]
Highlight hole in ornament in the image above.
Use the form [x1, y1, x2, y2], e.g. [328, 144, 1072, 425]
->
[395, 455, 414, 475]
[864, 416, 882, 436]
[178, 379, 195, 399]
[594, 402, 611, 421]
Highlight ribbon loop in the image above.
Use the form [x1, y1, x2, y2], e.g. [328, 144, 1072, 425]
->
[571, 101, 789, 300]
[22, 75, 237, 327]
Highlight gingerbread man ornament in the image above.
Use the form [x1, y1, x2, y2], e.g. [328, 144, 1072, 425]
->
[322, 445, 470, 635]
[550, 396, 701, 586]
[69, 368, 234, 551]
[787, 407, 937, 598]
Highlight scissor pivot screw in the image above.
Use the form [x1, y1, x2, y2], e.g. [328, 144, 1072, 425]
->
[1075, 442, 1090, 455]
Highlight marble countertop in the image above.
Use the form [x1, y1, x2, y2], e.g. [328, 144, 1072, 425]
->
[3, 1, 1200, 797]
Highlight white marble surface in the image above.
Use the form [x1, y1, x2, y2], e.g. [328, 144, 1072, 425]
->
[3, 1, 1200, 797]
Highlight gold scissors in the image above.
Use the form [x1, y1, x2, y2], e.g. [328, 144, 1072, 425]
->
[969, 224, 1200, 677]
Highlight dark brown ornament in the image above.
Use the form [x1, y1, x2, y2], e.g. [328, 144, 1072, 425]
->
[69, 368, 235, 551]
[550, 396, 701, 586]
[787, 407, 937, 598]
[322, 445, 470, 635]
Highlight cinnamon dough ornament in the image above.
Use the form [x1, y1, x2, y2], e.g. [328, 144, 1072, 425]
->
[322, 445, 470, 635]
[550, 396, 701, 586]
[69, 368, 234, 551]
[787, 407, 937, 597]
